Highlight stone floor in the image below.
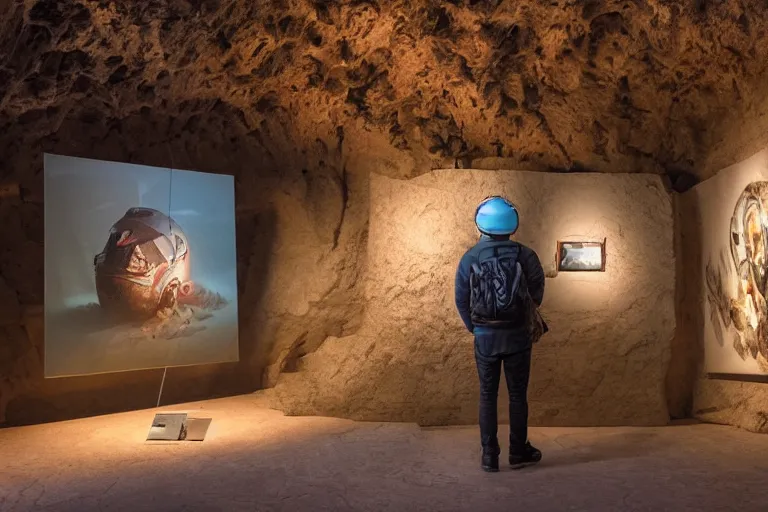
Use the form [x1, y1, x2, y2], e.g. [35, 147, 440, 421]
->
[1, 394, 767, 512]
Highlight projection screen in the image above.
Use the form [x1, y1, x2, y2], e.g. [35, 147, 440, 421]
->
[44, 154, 239, 378]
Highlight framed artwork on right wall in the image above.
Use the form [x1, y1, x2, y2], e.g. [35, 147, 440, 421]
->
[701, 176, 768, 378]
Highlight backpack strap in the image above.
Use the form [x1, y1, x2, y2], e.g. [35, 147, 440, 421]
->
[510, 261, 523, 293]
[495, 241, 520, 263]
[475, 240, 521, 265]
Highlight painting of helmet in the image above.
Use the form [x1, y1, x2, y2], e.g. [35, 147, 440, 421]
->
[94, 207, 192, 319]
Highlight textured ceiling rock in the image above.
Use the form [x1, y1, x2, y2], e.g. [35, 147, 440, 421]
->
[2, 0, 768, 181]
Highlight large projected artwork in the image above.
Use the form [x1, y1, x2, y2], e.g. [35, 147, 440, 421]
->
[44, 154, 239, 377]
[705, 182, 768, 375]
[697, 148, 768, 376]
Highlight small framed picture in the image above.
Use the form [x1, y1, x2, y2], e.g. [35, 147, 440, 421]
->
[556, 240, 606, 272]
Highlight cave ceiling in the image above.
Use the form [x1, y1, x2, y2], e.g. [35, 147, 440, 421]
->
[1, 0, 768, 187]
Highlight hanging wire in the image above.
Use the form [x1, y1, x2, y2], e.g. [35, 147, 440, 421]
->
[156, 367, 167, 408]
[168, 159, 174, 259]
[156, 77, 179, 408]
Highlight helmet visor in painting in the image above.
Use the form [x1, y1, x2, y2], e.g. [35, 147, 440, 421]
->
[474, 196, 519, 236]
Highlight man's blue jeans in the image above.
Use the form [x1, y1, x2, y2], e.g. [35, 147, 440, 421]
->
[474, 343, 532, 457]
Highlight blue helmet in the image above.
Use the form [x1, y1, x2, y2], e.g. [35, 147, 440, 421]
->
[474, 196, 519, 235]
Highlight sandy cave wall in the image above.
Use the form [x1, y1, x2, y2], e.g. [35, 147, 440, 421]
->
[271, 169, 675, 427]
[681, 149, 768, 433]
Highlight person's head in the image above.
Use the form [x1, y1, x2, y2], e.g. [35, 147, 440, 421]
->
[474, 196, 519, 240]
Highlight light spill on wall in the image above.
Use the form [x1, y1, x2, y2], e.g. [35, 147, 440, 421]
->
[271, 170, 675, 427]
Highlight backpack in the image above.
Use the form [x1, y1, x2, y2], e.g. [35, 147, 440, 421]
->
[469, 243, 529, 328]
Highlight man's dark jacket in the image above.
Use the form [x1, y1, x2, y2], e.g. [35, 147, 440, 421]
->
[455, 236, 546, 356]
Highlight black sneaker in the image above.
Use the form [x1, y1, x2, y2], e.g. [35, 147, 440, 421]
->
[481, 452, 499, 472]
[509, 441, 542, 469]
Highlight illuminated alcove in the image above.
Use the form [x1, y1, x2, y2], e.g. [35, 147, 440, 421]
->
[270, 170, 674, 427]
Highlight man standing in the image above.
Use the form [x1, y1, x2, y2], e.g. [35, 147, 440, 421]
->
[454, 196, 547, 472]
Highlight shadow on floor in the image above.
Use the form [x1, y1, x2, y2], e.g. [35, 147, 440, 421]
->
[422, 424, 671, 470]
[535, 431, 665, 469]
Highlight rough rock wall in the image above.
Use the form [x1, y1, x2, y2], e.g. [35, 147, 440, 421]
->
[680, 149, 768, 433]
[666, 190, 703, 419]
[3, 0, 768, 181]
[694, 379, 768, 433]
[271, 170, 675, 426]
[1, 0, 768, 424]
